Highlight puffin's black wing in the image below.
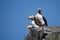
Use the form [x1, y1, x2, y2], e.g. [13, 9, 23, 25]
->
[43, 16, 48, 26]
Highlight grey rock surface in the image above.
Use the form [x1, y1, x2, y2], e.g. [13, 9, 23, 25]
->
[24, 26, 60, 40]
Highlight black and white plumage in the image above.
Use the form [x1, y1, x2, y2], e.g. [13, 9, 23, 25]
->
[35, 13, 48, 27]
[42, 16, 48, 26]
[26, 15, 53, 40]
[35, 8, 48, 26]
[28, 14, 48, 27]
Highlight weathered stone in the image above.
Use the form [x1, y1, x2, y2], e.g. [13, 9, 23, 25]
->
[24, 26, 60, 40]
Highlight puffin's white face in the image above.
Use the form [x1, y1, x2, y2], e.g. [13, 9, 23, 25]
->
[28, 15, 34, 20]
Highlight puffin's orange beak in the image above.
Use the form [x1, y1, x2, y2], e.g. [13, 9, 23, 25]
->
[28, 16, 32, 20]
[26, 27, 30, 30]
[28, 17, 30, 20]
[26, 25, 33, 30]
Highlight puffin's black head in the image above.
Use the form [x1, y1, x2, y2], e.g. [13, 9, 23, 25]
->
[37, 8, 42, 14]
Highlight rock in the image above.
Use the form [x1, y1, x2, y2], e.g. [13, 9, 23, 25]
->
[24, 26, 60, 40]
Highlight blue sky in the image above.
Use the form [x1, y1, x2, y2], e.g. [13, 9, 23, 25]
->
[0, 0, 60, 40]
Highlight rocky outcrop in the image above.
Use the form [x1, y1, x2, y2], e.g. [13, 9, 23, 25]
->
[24, 26, 60, 40]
